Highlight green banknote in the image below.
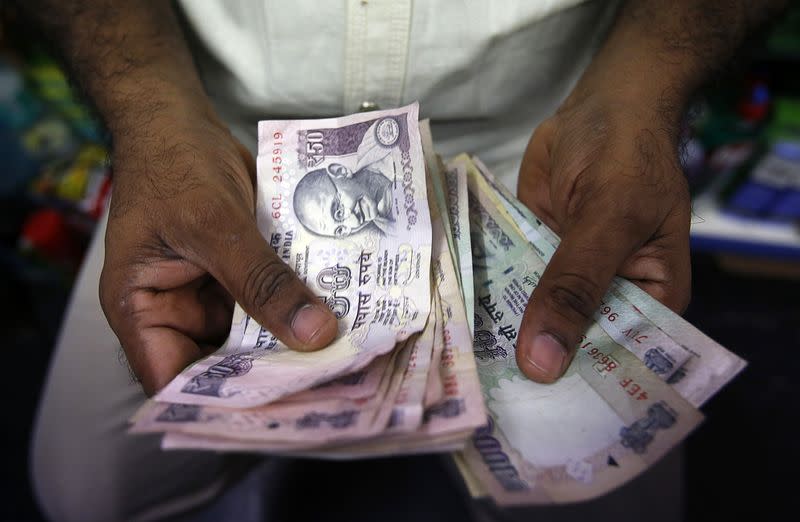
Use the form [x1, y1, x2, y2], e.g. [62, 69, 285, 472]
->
[460, 172, 704, 504]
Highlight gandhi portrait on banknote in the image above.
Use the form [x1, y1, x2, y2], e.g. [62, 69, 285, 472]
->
[293, 162, 395, 238]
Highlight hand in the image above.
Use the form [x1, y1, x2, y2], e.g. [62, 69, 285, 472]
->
[515, 90, 692, 384]
[99, 108, 337, 396]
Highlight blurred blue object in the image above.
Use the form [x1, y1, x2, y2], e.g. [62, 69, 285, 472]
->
[771, 191, 800, 219]
[725, 140, 800, 221]
[0, 120, 40, 196]
[0, 59, 42, 130]
[727, 180, 780, 215]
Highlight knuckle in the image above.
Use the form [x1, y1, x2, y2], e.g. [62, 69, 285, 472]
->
[171, 198, 246, 253]
[98, 264, 126, 321]
[99, 263, 150, 333]
[177, 198, 229, 233]
[544, 272, 601, 322]
[617, 206, 658, 236]
[243, 257, 295, 311]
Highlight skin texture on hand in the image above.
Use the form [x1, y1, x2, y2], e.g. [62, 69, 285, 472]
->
[512, 0, 787, 385]
[11, 1, 342, 396]
[100, 110, 338, 395]
[515, 92, 691, 384]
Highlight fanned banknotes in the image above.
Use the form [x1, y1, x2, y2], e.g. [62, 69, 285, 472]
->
[458, 164, 704, 504]
[133, 107, 745, 507]
[157, 104, 433, 408]
[467, 156, 746, 407]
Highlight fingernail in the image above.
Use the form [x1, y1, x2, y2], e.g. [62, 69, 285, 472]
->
[291, 304, 334, 345]
[526, 333, 567, 380]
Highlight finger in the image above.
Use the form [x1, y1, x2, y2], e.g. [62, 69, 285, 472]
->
[517, 121, 561, 232]
[200, 215, 338, 352]
[618, 215, 691, 313]
[125, 326, 214, 396]
[516, 200, 646, 383]
[129, 281, 234, 345]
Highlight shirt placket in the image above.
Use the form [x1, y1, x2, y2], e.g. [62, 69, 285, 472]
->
[344, 0, 411, 113]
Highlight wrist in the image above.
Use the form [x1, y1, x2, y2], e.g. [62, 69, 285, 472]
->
[565, 62, 690, 143]
[50, 1, 215, 141]
[99, 69, 215, 133]
[105, 78, 225, 152]
[564, 10, 710, 139]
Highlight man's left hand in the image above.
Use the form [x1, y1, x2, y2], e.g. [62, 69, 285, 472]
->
[515, 89, 692, 383]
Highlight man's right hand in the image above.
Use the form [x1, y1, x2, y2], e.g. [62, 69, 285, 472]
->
[99, 108, 337, 396]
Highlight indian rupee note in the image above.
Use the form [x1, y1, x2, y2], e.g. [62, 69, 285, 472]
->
[421, 189, 486, 437]
[302, 193, 487, 456]
[469, 156, 745, 406]
[135, 341, 410, 447]
[157, 104, 432, 408]
[161, 429, 467, 457]
[612, 277, 747, 407]
[460, 177, 703, 504]
[283, 352, 393, 403]
[467, 164, 693, 379]
[382, 303, 436, 434]
[420, 121, 461, 290]
[444, 155, 475, 334]
[423, 296, 446, 408]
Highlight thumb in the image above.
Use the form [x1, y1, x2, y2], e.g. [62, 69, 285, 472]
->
[201, 215, 338, 352]
[516, 201, 642, 383]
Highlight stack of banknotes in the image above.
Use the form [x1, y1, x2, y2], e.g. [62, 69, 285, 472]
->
[130, 103, 746, 505]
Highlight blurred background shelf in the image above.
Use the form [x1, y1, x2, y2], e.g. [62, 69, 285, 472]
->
[691, 194, 800, 261]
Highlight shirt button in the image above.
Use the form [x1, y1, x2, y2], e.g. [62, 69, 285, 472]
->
[359, 101, 380, 112]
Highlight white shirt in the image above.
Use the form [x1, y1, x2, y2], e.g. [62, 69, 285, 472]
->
[178, 0, 620, 187]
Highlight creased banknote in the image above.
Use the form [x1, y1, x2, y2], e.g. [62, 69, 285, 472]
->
[443, 155, 474, 334]
[460, 174, 703, 504]
[151, 181, 485, 457]
[161, 429, 468, 458]
[294, 197, 488, 455]
[420, 122, 461, 295]
[421, 187, 486, 437]
[132, 344, 407, 447]
[156, 104, 432, 408]
[382, 305, 436, 434]
[469, 156, 746, 407]
[423, 297, 446, 408]
[283, 352, 393, 403]
[297, 189, 487, 457]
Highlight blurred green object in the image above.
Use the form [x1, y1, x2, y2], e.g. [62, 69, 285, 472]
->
[767, 4, 800, 57]
[22, 49, 104, 143]
[766, 97, 800, 142]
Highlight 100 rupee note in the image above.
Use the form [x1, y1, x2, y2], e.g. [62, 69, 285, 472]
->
[443, 155, 475, 334]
